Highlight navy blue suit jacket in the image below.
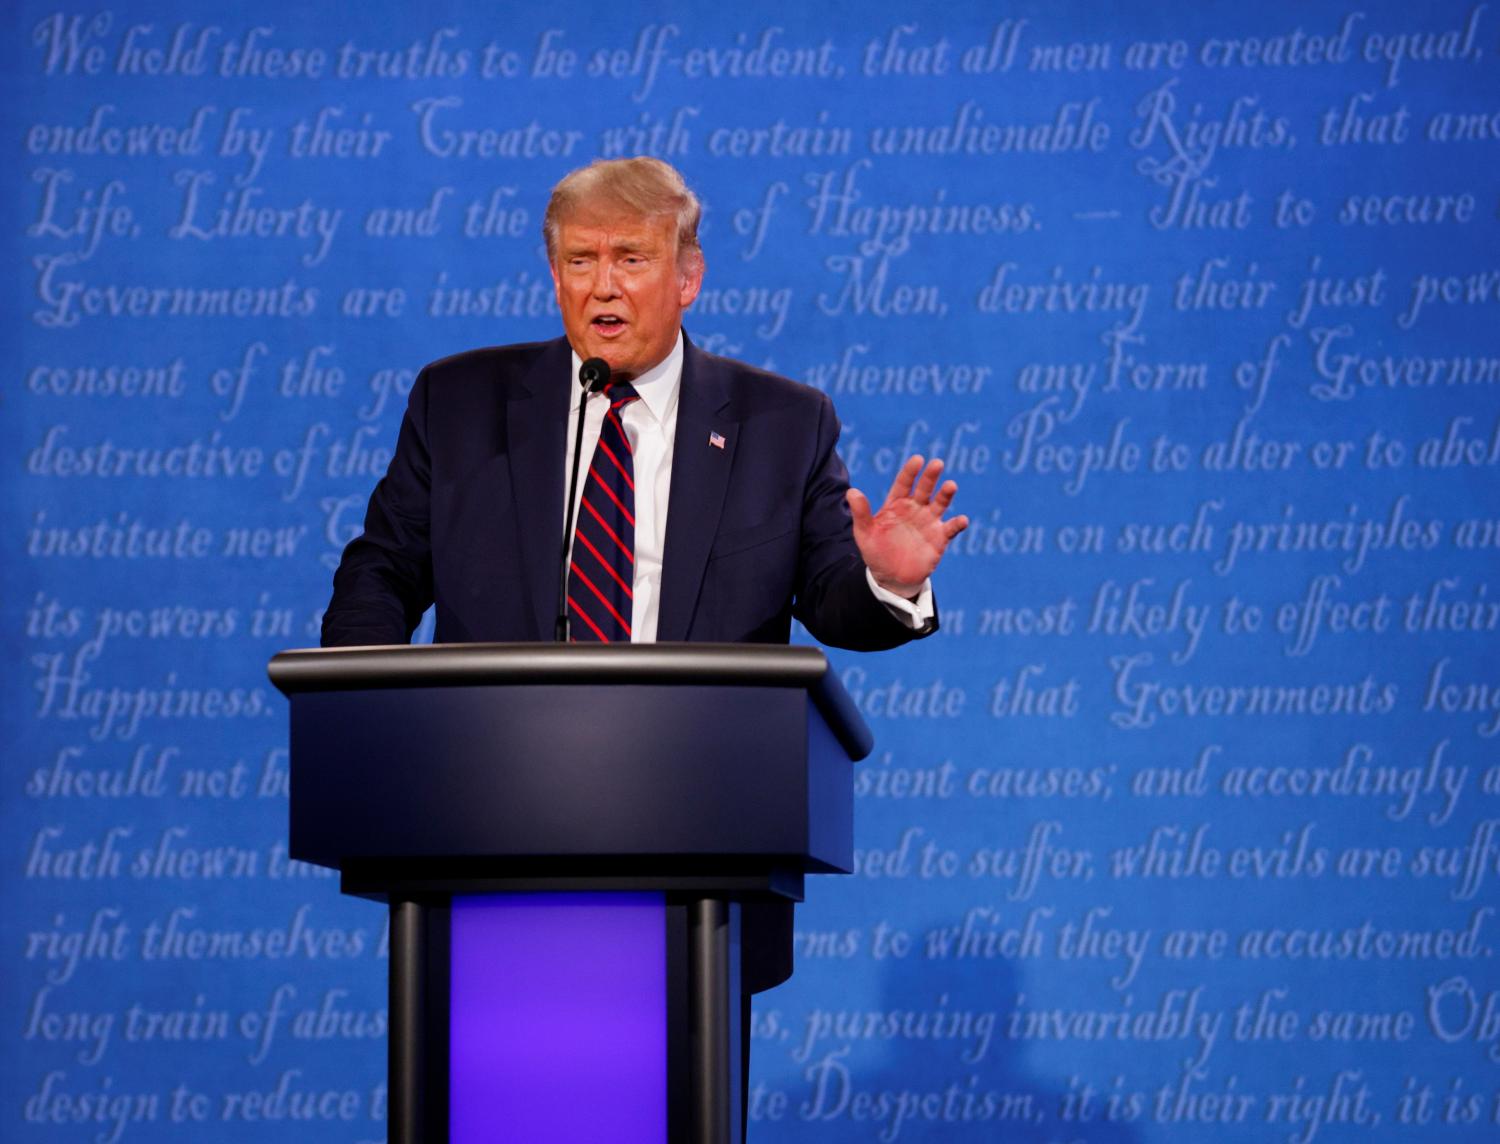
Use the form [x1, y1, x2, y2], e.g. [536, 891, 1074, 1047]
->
[322, 335, 929, 652]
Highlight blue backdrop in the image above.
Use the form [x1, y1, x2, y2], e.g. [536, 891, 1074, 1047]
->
[5, 1, 1500, 1140]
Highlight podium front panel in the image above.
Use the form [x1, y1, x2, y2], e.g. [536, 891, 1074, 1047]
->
[290, 683, 850, 870]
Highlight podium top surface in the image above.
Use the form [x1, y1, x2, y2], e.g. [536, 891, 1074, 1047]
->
[268, 641, 872, 761]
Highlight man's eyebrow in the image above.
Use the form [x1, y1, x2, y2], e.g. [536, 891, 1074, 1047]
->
[559, 232, 664, 259]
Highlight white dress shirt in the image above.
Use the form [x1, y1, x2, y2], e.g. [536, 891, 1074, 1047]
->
[564, 332, 934, 641]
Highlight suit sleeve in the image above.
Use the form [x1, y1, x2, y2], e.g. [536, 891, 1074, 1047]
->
[320, 370, 436, 647]
[791, 392, 937, 652]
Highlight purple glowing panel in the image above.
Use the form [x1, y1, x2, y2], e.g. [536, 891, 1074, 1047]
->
[449, 892, 666, 1143]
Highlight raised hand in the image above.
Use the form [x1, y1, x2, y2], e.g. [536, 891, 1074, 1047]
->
[846, 455, 969, 599]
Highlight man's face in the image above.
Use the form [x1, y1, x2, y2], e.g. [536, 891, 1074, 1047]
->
[550, 205, 704, 381]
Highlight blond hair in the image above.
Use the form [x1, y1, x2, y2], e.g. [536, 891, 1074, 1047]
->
[543, 157, 702, 262]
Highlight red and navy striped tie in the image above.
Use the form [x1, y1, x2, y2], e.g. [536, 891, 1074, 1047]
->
[567, 382, 640, 642]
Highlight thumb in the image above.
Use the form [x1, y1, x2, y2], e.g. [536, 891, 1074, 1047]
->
[846, 488, 874, 533]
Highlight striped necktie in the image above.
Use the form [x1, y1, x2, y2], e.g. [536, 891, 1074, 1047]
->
[567, 382, 640, 642]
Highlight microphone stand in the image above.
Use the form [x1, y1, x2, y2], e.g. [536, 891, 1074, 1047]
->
[554, 358, 610, 641]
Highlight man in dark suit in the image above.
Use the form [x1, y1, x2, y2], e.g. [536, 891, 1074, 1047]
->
[322, 157, 967, 653]
[320, 159, 967, 1089]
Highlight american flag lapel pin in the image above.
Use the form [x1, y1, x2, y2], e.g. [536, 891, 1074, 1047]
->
[709, 431, 726, 450]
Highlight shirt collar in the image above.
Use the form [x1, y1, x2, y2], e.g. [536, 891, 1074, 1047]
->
[570, 331, 683, 425]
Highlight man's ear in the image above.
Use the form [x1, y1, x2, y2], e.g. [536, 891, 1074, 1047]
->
[678, 249, 705, 308]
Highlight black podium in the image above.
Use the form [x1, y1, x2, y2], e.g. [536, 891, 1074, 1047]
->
[268, 643, 872, 1144]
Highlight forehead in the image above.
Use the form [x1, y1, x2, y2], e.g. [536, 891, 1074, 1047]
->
[555, 206, 676, 252]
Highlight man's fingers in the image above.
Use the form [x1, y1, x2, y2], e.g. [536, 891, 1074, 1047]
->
[933, 478, 958, 513]
[884, 454, 925, 506]
[912, 457, 945, 504]
[943, 514, 970, 539]
[847, 487, 874, 529]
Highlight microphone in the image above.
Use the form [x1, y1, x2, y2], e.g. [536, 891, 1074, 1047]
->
[578, 356, 610, 394]
[555, 358, 611, 640]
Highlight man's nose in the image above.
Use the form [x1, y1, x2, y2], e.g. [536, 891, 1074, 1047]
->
[591, 260, 620, 298]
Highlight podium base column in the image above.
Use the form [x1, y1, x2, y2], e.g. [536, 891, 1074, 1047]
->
[389, 898, 449, 1144]
[690, 898, 742, 1144]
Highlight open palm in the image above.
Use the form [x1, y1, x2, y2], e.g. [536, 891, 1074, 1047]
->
[847, 455, 969, 598]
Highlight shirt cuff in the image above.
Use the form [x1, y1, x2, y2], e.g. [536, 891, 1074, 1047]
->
[865, 568, 936, 630]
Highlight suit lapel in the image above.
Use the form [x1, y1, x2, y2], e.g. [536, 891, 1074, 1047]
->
[504, 338, 573, 641]
[658, 339, 738, 642]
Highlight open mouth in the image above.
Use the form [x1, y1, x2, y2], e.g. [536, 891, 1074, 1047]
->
[591, 315, 626, 334]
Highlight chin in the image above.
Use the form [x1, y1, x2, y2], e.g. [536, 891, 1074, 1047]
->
[602, 352, 645, 379]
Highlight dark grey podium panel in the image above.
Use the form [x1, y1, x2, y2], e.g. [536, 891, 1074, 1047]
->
[273, 642, 868, 880]
[289, 680, 850, 874]
[268, 642, 872, 1144]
